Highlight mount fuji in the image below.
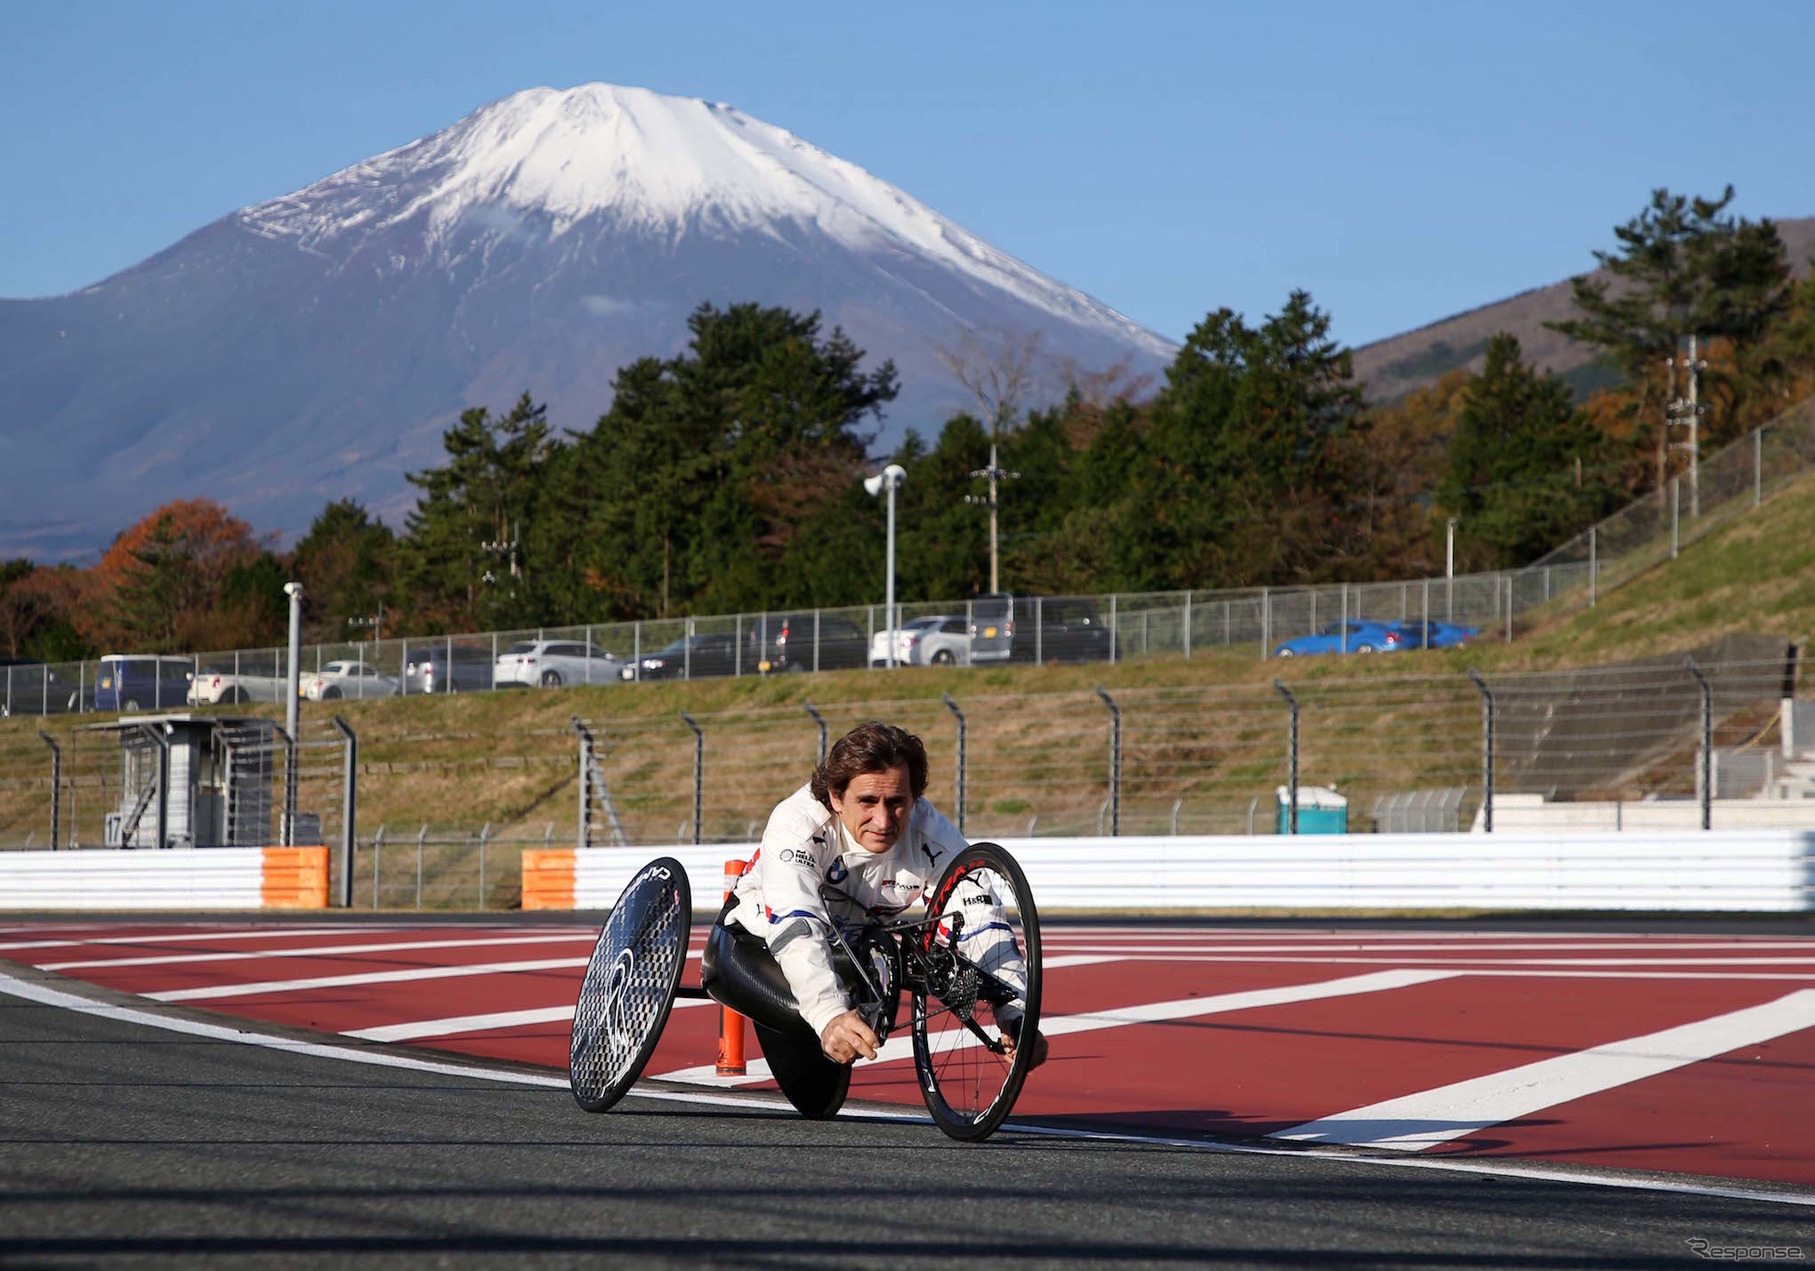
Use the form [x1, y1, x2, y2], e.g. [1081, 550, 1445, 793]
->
[0, 83, 1175, 560]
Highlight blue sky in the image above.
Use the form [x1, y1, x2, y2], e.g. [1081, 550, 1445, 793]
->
[4, 1, 1813, 348]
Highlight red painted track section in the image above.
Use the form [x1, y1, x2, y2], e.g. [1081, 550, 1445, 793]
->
[5, 920, 1814, 1186]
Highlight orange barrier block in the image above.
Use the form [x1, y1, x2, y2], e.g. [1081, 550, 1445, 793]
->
[261, 846, 330, 909]
[521, 849, 577, 911]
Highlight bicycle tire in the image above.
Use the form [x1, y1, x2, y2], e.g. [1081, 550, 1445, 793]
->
[910, 841, 1042, 1142]
[569, 856, 692, 1112]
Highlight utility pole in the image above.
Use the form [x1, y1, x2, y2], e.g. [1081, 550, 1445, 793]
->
[481, 519, 522, 587]
[966, 443, 1019, 594]
[1666, 335, 1706, 518]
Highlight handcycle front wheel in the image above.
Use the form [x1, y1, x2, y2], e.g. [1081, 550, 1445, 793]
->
[569, 856, 692, 1112]
[910, 841, 1042, 1142]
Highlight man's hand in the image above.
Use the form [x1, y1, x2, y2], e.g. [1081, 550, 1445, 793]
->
[1002, 1027, 1050, 1070]
[820, 1010, 880, 1065]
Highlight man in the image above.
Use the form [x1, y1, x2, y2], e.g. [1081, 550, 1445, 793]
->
[701, 720, 1047, 1118]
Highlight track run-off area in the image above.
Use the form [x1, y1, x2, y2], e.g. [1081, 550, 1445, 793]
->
[4, 915, 1815, 1265]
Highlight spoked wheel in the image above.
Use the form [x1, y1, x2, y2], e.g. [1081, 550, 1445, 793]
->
[569, 857, 692, 1112]
[910, 841, 1042, 1141]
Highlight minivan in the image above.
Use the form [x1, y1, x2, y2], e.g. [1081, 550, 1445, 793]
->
[93, 654, 195, 712]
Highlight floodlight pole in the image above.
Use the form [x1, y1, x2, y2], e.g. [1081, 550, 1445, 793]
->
[1687, 657, 1712, 831]
[864, 465, 907, 667]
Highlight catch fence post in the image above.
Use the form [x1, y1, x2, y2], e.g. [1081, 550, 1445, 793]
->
[1340, 584, 1348, 653]
[682, 712, 704, 845]
[1687, 657, 1712, 830]
[1095, 687, 1120, 837]
[1755, 427, 1763, 509]
[1671, 478, 1681, 559]
[37, 731, 60, 849]
[416, 824, 426, 910]
[1261, 588, 1270, 659]
[571, 716, 593, 850]
[633, 622, 641, 681]
[373, 824, 386, 910]
[1466, 671, 1494, 833]
[1589, 527, 1598, 606]
[1183, 591, 1192, 659]
[813, 610, 821, 674]
[943, 693, 966, 833]
[1035, 596, 1044, 664]
[1422, 577, 1431, 645]
[1504, 576, 1513, 644]
[330, 716, 357, 907]
[477, 823, 490, 909]
[717, 859, 749, 1075]
[1273, 680, 1298, 835]
[1108, 594, 1117, 665]
[804, 701, 827, 765]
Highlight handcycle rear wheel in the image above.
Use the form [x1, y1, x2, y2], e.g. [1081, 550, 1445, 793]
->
[569, 856, 692, 1112]
[909, 841, 1042, 1142]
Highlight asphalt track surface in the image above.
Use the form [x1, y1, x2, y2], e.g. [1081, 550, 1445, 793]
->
[3, 929, 1813, 1269]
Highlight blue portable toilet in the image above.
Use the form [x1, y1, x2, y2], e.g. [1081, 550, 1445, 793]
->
[1276, 785, 1348, 834]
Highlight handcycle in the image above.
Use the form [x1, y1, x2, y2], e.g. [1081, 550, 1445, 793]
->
[567, 841, 1042, 1142]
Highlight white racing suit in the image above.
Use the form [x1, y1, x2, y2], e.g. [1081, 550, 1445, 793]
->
[724, 783, 1028, 1041]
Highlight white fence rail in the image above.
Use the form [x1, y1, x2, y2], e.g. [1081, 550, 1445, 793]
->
[545, 831, 1815, 915]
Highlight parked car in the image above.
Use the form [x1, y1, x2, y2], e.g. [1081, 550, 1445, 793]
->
[403, 644, 495, 693]
[621, 632, 741, 681]
[0, 659, 68, 718]
[869, 616, 945, 667]
[869, 615, 972, 667]
[1272, 620, 1424, 658]
[741, 612, 868, 674]
[970, 595, 1114, 664]
[188, 666, 287, 705]
[304, 660, 401, 701]
[93, 654, 195, 712]
[494, 639, 624, 688]
[1424, 621, 1480, 649]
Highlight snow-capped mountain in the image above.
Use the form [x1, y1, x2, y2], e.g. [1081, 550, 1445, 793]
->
[0, 84, 1175, 559]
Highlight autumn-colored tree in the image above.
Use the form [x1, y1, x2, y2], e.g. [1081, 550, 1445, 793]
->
[85, 500, 271, 652]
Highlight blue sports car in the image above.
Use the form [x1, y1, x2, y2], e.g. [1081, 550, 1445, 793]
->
[1273, 620, 1427, 658]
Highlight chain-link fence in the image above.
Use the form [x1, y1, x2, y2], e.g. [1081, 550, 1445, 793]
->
[6, 397, 1813, 723]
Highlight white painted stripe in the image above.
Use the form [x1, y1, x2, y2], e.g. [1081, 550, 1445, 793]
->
[1033, 954, 1121, 970]
[1034, 948, 1815, 965]
[656, 968, 1460, 1086]
[0, 969, 1808, 1208]
[145, 949, 701, 1002]
[345, 996, 715, 1043]
[43, 932, 593, 970]
[0, 926, 394, 952]
[1277, 989, 1815, 1152]
[1040, 940, 1815, 954]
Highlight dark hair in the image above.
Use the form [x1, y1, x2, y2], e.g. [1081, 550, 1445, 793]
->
[810, 722, 928, 808]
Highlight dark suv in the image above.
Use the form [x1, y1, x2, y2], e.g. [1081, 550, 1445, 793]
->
[971, 595, 1114, 664]
[747, 613, 868, 673]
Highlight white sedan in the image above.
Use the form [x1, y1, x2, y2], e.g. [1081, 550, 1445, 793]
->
[494, 640, 625, 688]
[303, 660, 401, 701]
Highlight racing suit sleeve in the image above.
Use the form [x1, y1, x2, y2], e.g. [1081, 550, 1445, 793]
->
[756, 811, 850, 1039]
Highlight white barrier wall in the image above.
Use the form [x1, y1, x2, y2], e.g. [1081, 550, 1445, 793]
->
[544, 831, 1815, 914]
[0, 847, 330, 910]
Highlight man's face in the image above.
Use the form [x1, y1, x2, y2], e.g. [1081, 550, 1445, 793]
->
[828, 764, 914, 855]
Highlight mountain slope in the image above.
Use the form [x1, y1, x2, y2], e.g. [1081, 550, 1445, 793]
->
[1352, 217, 1815, 403]
[0, 85, 1174, 560]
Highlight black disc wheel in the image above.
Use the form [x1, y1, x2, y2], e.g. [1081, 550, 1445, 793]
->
[569, 857, 692, 1112]
[910, 841, 1042, 1141]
